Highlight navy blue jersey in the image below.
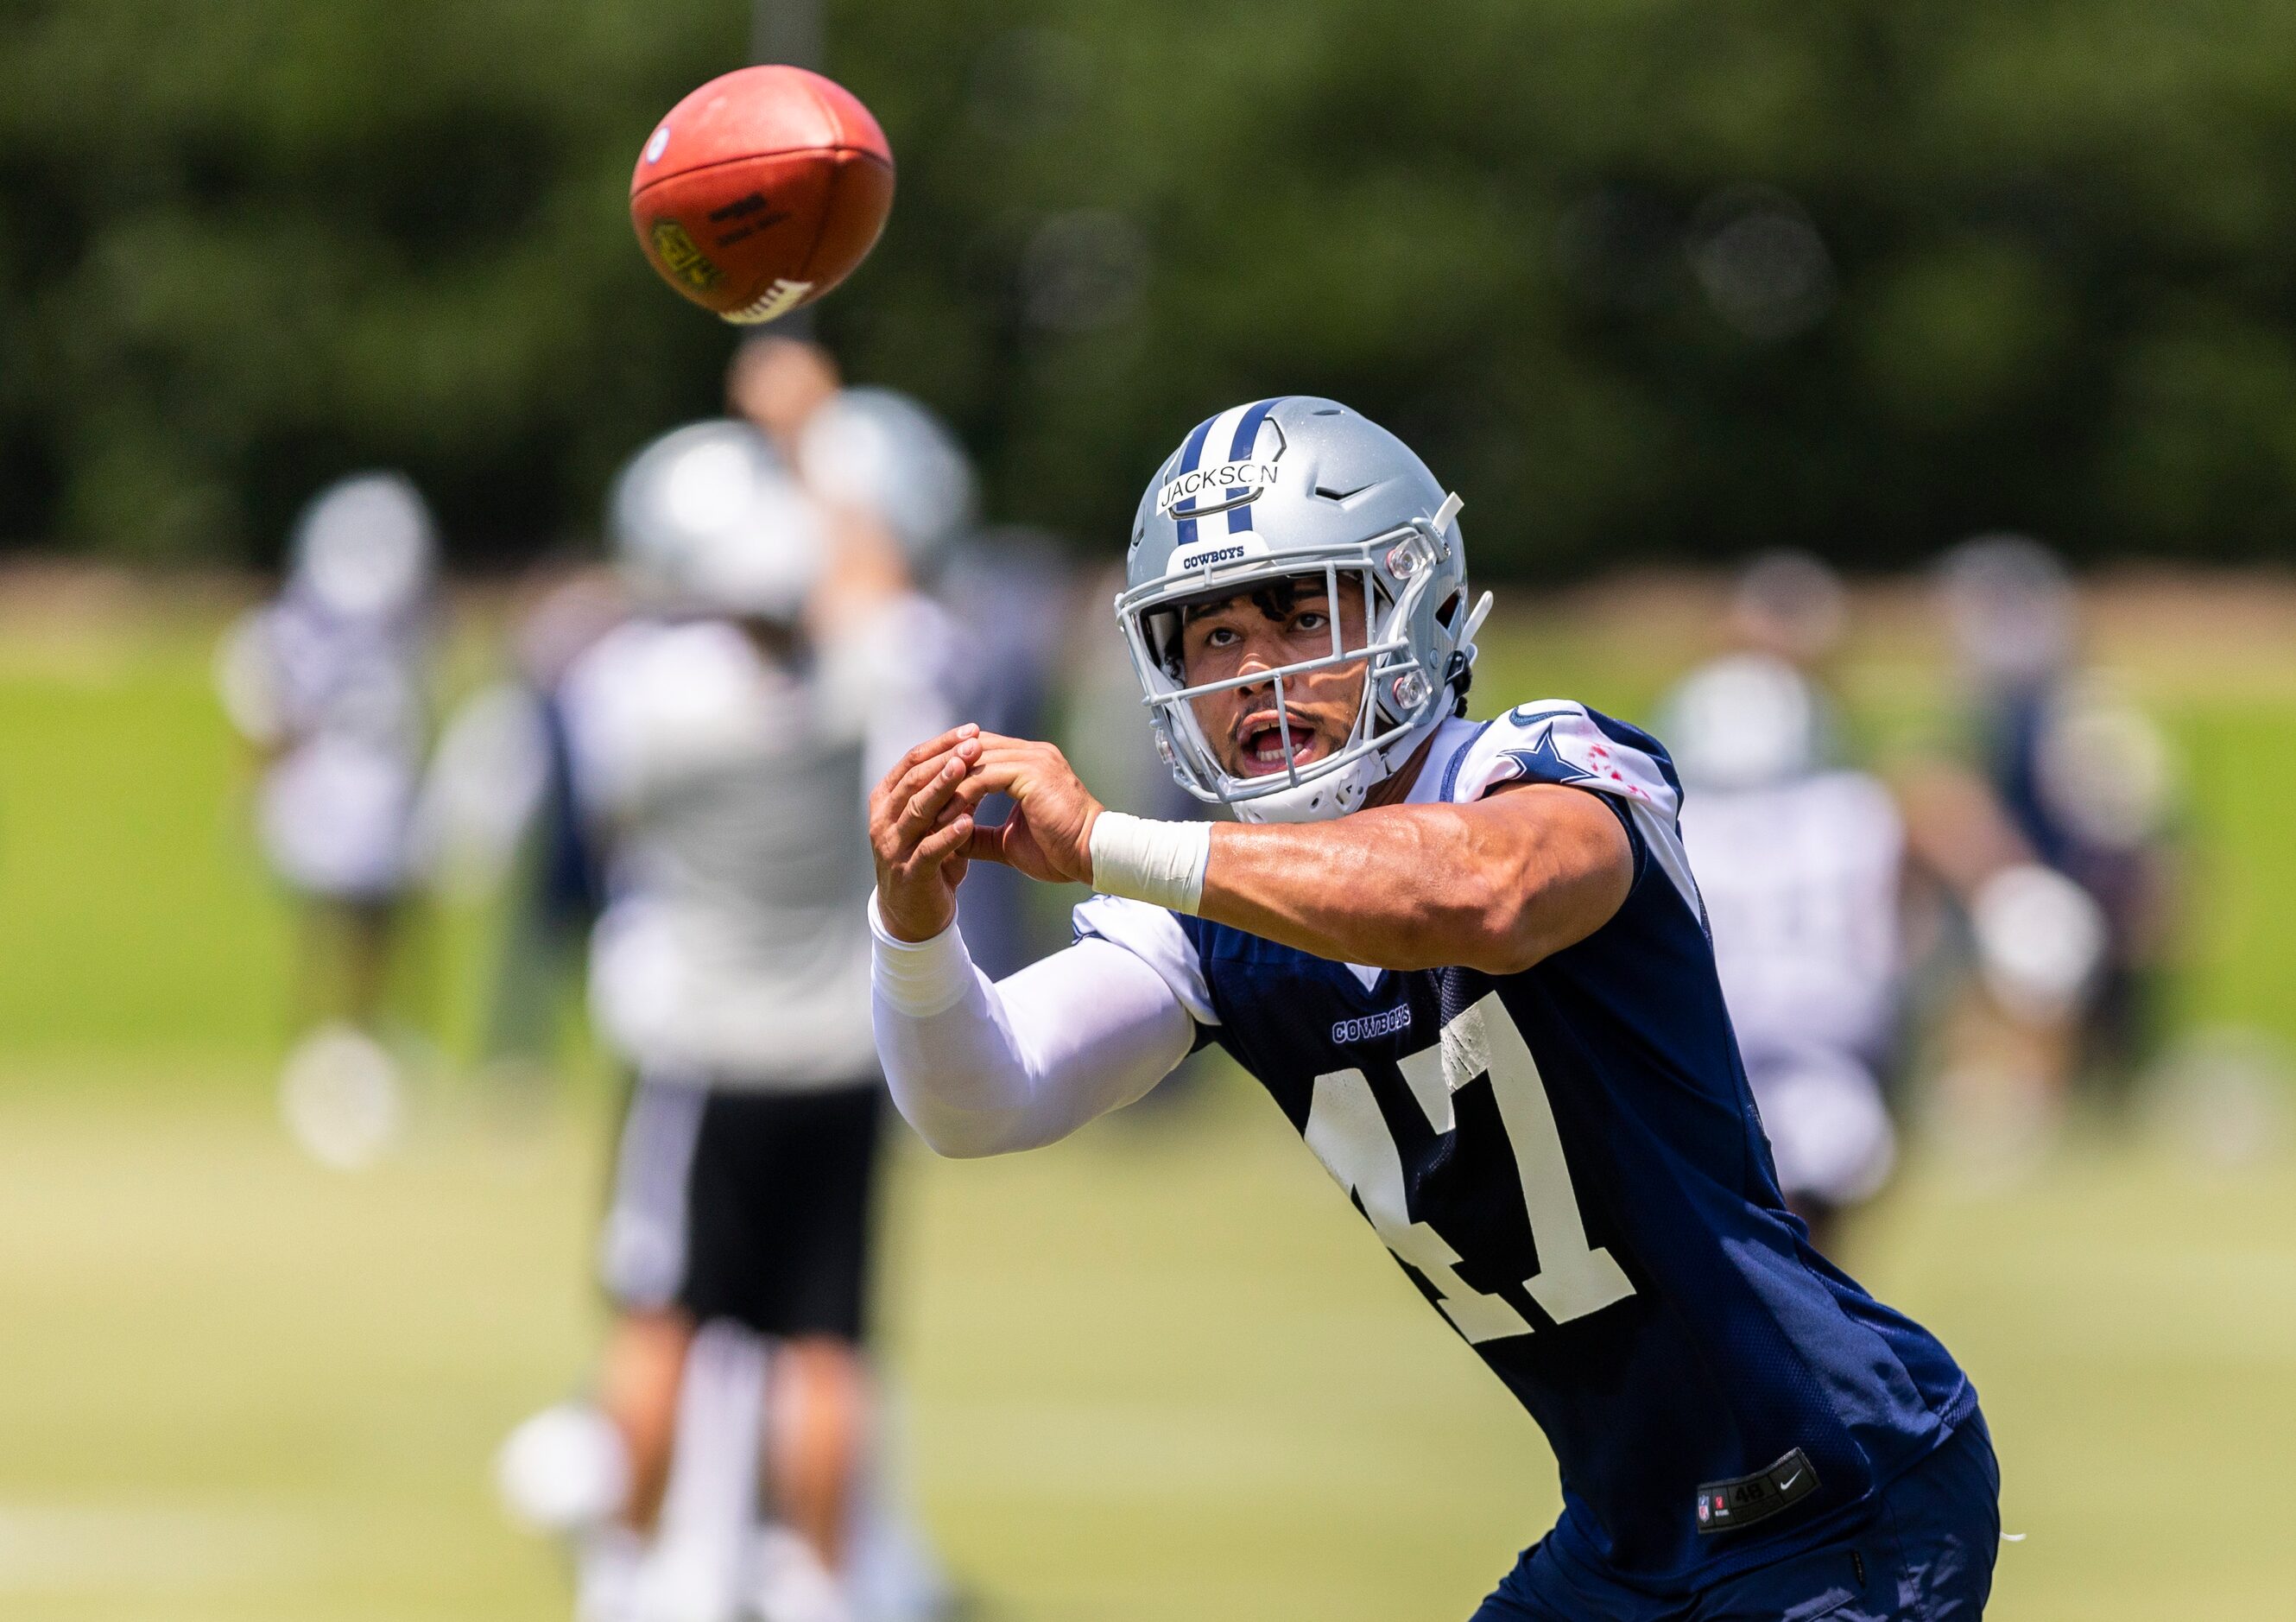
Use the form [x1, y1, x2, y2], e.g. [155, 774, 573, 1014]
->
[1076, 703, 1974, 1589]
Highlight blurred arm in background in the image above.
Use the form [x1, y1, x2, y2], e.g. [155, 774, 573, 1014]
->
[727, 334, 911, 659]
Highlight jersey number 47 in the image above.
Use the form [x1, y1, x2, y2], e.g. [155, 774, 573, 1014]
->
[1304, 992, 1636, 1343]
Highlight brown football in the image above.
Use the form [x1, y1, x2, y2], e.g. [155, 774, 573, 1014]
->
[629, 66, 895, 324]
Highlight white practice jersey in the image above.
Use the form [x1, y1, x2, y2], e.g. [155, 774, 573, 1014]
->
[562, 617, 886, 1088]
[218, 593, 429, 900]
[1679, 770, 1905, 1067]
[1679, 769, 1907, 1206]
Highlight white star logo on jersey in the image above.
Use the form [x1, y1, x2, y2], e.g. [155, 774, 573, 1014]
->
[1497, 721, 1597, 787]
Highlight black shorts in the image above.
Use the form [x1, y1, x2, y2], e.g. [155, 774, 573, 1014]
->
[598, 1076, 884, 1342]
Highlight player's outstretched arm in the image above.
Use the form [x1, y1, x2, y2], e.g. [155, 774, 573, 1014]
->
[868, 727, 1195, 1156]
[1201, 783, 1632, 973]
[940, 732, 1634, 975]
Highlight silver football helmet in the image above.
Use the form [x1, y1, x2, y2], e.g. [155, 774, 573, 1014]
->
[796, 387, 977, 578]
[609, 419, 825, 622]
[290, 472, 436, 622]
[1939, 533, 2073, 687]
[1660, 652, 1827, 792]
[1118, 397, 1489, 823]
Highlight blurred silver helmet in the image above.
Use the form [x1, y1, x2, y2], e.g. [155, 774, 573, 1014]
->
[290, 472, 436, 621]
[796, 387, 977, 574]
[609, 419, 825, 622]
[1118, 397, 1487, 824]
[1730, 549, 1847, 665]
[1939, 533, 2073, 686]
[1660, 651, 1825, 791]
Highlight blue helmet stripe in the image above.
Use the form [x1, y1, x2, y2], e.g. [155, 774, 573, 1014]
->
[1171, 412, 1221, 549]
[1225, 397, 1282, 533]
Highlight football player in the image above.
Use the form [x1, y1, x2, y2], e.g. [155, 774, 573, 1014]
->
[868, 400, 2000, 1619]
[216, 472, 437, 1164]
[218, 473, 437, 1005]
[1938, 535, 2177, 1113]
[1663, 648, 1904, 1254]
[502, 418, 945, 1622]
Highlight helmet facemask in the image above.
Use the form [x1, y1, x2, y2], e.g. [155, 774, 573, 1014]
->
[1117, 517, 1463, 822]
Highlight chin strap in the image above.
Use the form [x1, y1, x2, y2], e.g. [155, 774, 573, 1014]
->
[1373, 712, 1445, 784]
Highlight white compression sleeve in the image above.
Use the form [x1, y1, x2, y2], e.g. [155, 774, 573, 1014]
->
[869, 897, 1197, 1157]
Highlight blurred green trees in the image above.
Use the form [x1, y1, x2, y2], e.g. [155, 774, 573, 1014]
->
[0, 0, 743, 561]
[6, 0, 2296, 571]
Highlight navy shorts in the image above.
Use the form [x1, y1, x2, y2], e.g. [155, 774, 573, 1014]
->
[1473, 1412, 2001, 1622]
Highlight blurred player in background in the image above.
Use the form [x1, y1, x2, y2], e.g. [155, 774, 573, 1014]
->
[1661, 580, 1901, 1255]
[498, 415, 946, 1622]
[1667, 550, 2134, 1239]
[215, 472, 438, 1169]
[1938, 535, 2179, 1116]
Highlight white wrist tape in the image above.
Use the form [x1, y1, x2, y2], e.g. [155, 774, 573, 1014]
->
[1088, 813, 1212, 915]
[867, 890, 978, 1018]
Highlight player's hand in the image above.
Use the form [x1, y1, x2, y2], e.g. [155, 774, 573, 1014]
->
[870, 725, 984, 942]
[952, 734, 1105, 887]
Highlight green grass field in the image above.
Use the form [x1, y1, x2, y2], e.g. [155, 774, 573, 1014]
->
[2, 576, 2293, 1619]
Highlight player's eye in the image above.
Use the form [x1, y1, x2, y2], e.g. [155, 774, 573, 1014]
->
[1203, 624, 1240, 648]
[1293, 610, 1328, 634]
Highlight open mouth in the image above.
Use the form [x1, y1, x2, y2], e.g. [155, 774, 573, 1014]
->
[1236, 710, 1323, 776]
